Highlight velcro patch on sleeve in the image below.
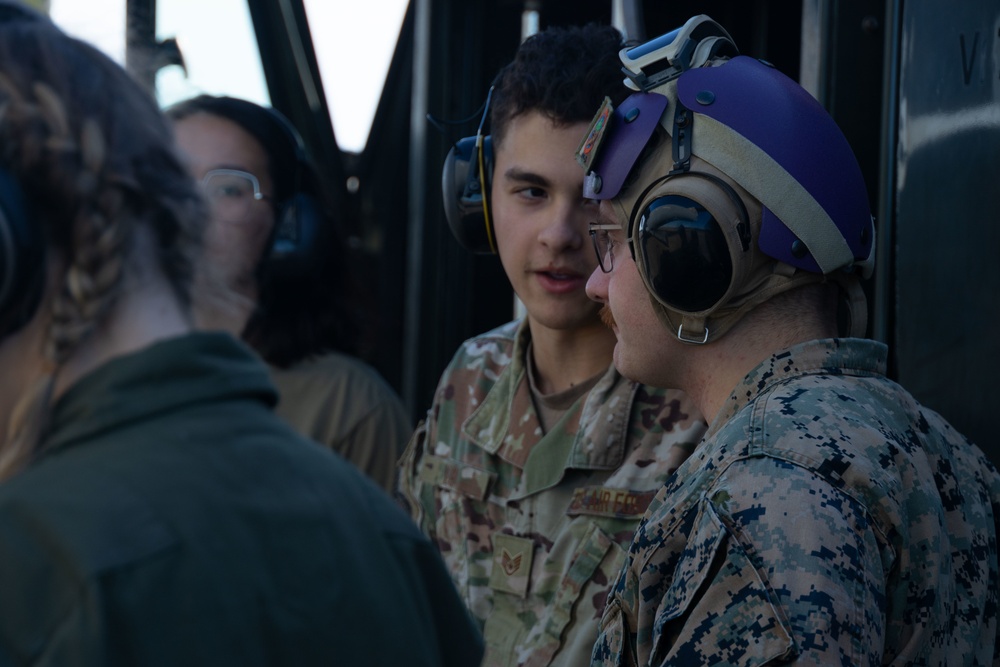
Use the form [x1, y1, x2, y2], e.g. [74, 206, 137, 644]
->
[418, 454, 494, 501]
[489, 533, 535, 598]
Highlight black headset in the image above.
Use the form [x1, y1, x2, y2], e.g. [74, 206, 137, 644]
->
[0, 165, 45, 339]
[629, 170, 751, 315]
[262, 106, 323, 264]
[440, 86, 497, 255]
[627, 101, 752, 316]
[0, 0, 45, 339]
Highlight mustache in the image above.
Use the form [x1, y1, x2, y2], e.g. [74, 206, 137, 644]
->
[599, 304, 616, 330]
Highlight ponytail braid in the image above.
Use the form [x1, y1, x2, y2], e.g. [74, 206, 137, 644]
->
[0, 11, 206, 480]
[0, 81, 133, 477]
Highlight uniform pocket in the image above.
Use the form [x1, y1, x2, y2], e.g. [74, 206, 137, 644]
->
[514, 520, 629, 667]
[649, 502, 795, 666]
[395, 420, 427, 521]
[418, 452, 494, 501]
[397, 425, 498, 607]
[591, 595, 637, 667]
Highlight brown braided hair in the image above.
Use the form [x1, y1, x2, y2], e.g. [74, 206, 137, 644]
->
[0, 4, 206, 478]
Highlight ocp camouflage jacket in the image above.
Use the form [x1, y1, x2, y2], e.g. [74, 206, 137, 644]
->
[398, 319, 706, 667]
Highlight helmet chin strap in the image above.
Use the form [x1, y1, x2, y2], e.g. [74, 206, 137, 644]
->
[651, 261, 867, 344]
[651, 270, 815, 344]
[831, 272, 868, 338]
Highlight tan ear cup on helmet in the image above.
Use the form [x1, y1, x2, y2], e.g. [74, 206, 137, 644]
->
[623, 149, 765, 342]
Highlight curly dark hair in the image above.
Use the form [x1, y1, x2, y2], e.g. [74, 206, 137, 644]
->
[489, 23, 629, 147]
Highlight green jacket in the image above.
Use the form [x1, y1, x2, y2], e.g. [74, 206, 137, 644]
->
[0, 332, 482, 666]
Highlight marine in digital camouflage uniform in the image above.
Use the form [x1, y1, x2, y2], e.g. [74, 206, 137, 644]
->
[580, 16, 1000, 666]
[399, 319, 705, 666]
[592, 338, 1000, 665]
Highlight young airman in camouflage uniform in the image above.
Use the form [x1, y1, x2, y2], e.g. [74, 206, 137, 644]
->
[398, 24, 707, 667]
[581, 16, 1000, 665]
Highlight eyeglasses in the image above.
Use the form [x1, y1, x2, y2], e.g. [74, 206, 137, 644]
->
[589, 222, 624, 273]
[199, 169, 272, 224]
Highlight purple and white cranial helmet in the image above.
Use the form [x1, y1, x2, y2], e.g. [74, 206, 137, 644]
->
[577, 17, 875, 342]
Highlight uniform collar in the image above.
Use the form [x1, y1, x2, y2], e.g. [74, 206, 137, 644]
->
[710, 337, 888, 438]
[462, 320, 637, 498]
[40, 332, 277, 455]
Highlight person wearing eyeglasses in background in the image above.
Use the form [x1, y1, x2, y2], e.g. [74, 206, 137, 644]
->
[168, 95, 412, 493]
[581, 15, 1000, 665]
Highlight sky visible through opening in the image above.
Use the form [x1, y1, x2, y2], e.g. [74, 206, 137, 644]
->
[48, 0, 409, 153]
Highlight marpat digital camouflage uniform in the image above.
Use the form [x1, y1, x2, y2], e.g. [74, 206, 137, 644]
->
[398, 319, 706, 667]
[592, 338, 1000, 666]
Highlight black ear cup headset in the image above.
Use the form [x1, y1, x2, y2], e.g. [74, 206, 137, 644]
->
[0, 0, 45, 340]
[630, 56, 874, 344]
[262, 106, 323, 264]
[440, 85, 497, 255]
[0, 165, 45, 340]
[625, 71, 755, 317]
[628, 166, 752, 316]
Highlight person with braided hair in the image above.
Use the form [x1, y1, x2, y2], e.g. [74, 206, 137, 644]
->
[0, 2, 482, 664]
